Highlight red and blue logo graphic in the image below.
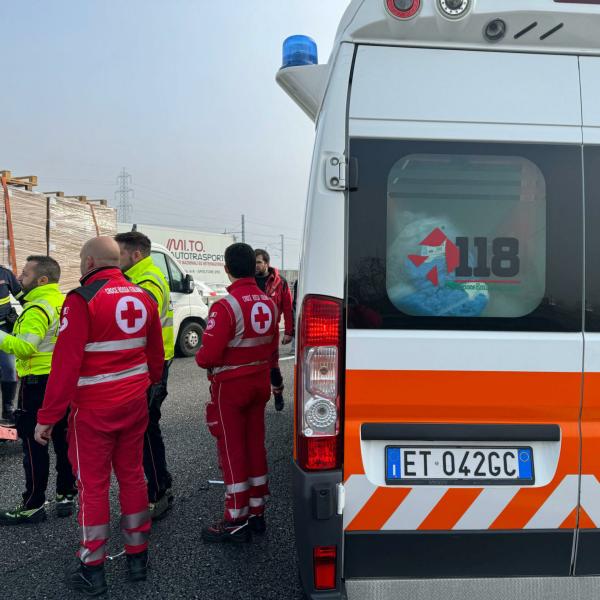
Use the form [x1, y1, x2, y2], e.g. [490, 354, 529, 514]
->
[407, 227, 459, 287]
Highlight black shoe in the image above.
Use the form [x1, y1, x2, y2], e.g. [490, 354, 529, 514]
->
[126, 550, 148, 582]
[165, 488, 174, 505]
[0, 502, 47, 525]
[274, 393, 284, 412]
[66, 561, 107, 597]
[55, 493, 76, 518]
[149, 495, 171, 521]
[248, 514, 266, 534]
[202, 519, 251, 544]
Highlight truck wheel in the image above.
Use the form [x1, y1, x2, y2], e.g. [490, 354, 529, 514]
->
[177, 321, 204, 357]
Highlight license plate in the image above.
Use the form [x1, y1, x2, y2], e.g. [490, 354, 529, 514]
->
[385, 446, 534, 485]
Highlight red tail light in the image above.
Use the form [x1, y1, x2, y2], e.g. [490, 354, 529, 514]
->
[296, 296, 343, 471]
[313, 546, 337, 590]
[386, 0, 421, 19]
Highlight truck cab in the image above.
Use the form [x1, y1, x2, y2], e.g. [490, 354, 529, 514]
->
[278, 1, 600, 599]
[150, 243, 208, 357]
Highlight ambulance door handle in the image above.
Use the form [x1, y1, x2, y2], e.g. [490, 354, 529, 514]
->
[313, 483, 336, 520]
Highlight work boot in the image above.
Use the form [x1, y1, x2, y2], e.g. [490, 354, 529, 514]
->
[1, 381, 17, 423]
[274, 392, 284, 412]
[248, 514, 266, 534]
[55, 493, 76, 518]
[148, 495, 170, 521]
[66, 561, 108, 597]
[202, 519, 251, 544]
[0, 502, 46, 525]
[126, 549, 149, 582]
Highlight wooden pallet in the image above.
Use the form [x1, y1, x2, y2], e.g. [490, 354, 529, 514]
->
[0, 171, 38, 191]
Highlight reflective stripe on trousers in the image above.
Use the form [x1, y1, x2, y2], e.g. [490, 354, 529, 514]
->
[121, 510, 150, 548]
[79, 523, 110, 565]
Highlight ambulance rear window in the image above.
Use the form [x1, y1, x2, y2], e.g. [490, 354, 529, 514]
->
[386, 154, 546, 319]
[347, 139, 583, 332]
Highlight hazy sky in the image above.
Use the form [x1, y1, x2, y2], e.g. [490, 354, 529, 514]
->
[2, 0, 351, 270]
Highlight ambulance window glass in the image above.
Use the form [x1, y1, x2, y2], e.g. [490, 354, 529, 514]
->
[386, 155, 546, 319]
[166, 257, 185, 293]
[151, 252, 170, 283]
[585, 146, 600, 331]
[347, 139, 583, 332]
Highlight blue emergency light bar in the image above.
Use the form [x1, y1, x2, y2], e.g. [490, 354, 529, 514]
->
[281, 35, 318, 69]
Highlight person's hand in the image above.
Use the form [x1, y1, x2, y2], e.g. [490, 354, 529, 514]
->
[282, 335, 293, 345]
[34, 423, 53, 446]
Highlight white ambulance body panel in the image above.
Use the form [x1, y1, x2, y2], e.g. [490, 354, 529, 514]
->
[282, 1, 600, 599]
[581, 57, 600, 142]
[349, 46, 582, 143]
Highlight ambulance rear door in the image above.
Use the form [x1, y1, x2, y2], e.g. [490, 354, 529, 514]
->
[576, 56, 600, 575]
[344, 46, 584, 580]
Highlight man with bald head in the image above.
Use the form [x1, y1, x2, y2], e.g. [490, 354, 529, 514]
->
[35, 236, 165, 595]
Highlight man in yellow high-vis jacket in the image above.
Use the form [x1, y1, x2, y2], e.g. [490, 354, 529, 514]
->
[116, 231, 175, 520]
[0, 256, 76, 525]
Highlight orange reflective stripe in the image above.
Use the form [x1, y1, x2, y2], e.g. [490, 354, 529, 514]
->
[417, 488, 483, 531]
[346, 487, 410, 532]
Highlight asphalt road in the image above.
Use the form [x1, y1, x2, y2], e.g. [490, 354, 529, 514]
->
[0, 353, 303, 600]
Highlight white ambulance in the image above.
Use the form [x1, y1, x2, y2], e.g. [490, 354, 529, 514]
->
[150, 243, 208, 357]
[278, 1, 600, 599]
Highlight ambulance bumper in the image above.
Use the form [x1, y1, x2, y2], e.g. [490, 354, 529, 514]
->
[292, 461, 346, 600]
[345, 576, 600, 600]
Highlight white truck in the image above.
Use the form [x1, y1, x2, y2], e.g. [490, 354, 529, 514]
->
[150, 243, 208, 357]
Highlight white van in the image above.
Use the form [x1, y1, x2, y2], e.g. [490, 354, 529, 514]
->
[278, 2, 600, 599]
[151, 243, 208, 357]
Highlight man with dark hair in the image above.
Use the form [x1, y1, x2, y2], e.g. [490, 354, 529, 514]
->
[255, 249, 294, 411]
[0, 263, 24, 423]
[0, 255, 77, 525]
[196, 243, 278, 543]
[115, 230, 175, 520]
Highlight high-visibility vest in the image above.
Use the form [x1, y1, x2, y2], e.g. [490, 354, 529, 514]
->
[0, 283, 64, 376]
[125, 256, 174, 360]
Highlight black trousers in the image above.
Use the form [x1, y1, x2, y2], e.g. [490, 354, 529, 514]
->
[15, 375, 76, 510]
[270, 367, 284, 392]
[143, 360, 173, 502]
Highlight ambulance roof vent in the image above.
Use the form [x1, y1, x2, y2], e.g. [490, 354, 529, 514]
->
[513, 22, 538, 40]
[540, 23, 565, 40]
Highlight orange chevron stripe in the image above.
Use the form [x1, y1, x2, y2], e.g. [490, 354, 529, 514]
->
[577, 507, 597, 529]
[346, 486, 411, 531]
[560, 507, 578, 529]
[417, 488, 483, 530]
[490, 483, 562, 530]
[559, 507, 596, 529]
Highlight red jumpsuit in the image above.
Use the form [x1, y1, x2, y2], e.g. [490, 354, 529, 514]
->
[38, 267, 164, 565]
[257, 267, 294, 395]
[195, 277, 278, 522]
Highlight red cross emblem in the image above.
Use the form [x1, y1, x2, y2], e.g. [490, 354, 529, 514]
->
[251, 302, 272, 334]
[115, 296, 147, 334]
[121, 302, 143, 328]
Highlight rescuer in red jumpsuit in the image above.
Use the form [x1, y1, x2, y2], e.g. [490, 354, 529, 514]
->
[254, 249, 293, 411]
[34, 237, 164, 596]
[196, 243, 278, 544]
